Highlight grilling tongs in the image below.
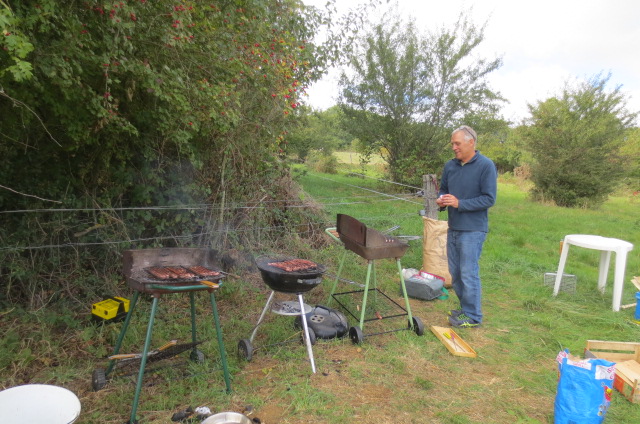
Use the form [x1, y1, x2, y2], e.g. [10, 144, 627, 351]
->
[109, 339, 178, 361]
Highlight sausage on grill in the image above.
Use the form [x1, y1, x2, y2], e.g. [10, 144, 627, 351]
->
[187, 266, 221, 277]
[147, 267, 179, 280]
[165, 266, 197, 279]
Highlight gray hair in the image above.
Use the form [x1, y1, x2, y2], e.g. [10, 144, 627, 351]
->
[453, 125, 477, 144]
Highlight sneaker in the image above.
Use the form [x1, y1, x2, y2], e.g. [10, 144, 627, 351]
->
[448, 313, 481, 328]
[448, 309, 462, 317]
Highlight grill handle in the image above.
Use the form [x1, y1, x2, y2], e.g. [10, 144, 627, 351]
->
[146, 283, 222, 292]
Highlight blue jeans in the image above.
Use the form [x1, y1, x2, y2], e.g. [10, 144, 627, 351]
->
[447, 230, 487, 323]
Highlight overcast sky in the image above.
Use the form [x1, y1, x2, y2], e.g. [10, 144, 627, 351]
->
[303, 0, 640, 124]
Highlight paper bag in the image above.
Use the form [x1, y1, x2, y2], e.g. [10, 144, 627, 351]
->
[422, 217, 452, 287]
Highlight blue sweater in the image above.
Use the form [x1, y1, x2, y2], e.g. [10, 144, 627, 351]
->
[438, 151, 497, 232]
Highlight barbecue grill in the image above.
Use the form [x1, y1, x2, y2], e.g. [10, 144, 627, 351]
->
[238, 255, 326, 373]
[255, 256, 325, 293]
[337, 213, 410, 260]
[92, 248, 231, 424]
[325, 214, 424, 344]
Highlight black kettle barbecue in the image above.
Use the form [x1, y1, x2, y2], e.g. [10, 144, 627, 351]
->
[255, 256, 326, 293]
[238, 255, 326, 373]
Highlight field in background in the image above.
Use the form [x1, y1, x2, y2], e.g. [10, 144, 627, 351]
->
[333, 151, 386, 165]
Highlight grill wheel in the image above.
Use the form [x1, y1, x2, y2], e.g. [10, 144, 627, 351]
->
[349, 326, 364, 344]
[92, 368, 107, 391]
[237, 339, 253, 361]
[410, 316, 425, 336]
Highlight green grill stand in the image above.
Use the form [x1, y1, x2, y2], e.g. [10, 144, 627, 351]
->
[94, 283, 231, 424]
[325, 227, 424, 344]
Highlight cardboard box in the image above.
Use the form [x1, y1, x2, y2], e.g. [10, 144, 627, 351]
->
[613, 360, 640, 403]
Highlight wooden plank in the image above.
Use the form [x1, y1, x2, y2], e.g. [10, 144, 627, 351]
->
[430, 325, 477, 358]
[585, 340, 640, 362]
[587, 350, 638, 363]
[617, 360, 640, 381]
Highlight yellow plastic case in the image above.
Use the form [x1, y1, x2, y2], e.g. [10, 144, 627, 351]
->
[92, 297, 130, 321]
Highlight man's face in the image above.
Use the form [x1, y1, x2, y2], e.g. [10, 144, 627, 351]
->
[450, 131, 475, 163]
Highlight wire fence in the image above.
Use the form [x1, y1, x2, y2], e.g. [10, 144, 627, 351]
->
[0, 171, 429, 307]
[0, 173, 427, 252]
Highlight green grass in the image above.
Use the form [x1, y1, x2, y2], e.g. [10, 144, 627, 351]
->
[1, 166, 640, 423]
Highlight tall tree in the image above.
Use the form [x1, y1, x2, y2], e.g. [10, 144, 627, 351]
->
[287, 106, 351, 160]
[0, 0, 378, 306]
[338, 11, 503, 183]
[524, 74, 638, 207]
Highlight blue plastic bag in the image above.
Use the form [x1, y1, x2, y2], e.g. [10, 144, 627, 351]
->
[554, 350, 615, 424]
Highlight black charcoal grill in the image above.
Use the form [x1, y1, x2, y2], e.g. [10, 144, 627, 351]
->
[325, 214, 424, 344]
[238, 256, 326, 373]
[255, 256, 326, 293]
[92, 248, 231, 424]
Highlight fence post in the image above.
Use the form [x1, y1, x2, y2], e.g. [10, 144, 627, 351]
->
[422, 174, 439, 219]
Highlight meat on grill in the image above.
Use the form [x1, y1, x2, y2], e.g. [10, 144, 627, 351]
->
[268, 259, 317, 272]
[165, 266, 197, 279]
[146, 265, 221, 280]
[187, 266, 221, 277]
[147, 267, 180, 280]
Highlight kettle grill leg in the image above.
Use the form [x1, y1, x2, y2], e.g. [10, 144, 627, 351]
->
[250, 291, 276, 343]
[297, 293, 316, 373]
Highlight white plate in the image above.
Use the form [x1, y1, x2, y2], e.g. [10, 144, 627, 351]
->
[0, 384, 81, 424]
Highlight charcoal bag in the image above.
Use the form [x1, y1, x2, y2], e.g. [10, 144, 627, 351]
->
[554, 350, 615, 424]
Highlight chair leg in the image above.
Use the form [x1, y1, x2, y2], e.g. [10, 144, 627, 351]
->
[553, 242, 570, 296]
[598, 251, 611, 293]
[612, 251, 628, 312]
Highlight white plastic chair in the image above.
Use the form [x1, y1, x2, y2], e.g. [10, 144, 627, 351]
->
[553, 234, 634, 311]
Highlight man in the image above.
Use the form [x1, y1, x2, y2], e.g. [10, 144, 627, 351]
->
[435, 125, 497, 328]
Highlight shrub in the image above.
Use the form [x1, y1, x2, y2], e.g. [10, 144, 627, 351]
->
[307, 152, 338, 174]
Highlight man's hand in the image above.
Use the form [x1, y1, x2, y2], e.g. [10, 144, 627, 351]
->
[437, 194, 459, 208]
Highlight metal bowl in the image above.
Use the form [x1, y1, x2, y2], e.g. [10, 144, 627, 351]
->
[201, 412, 252, 424]
[259, 272, 323, 293]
